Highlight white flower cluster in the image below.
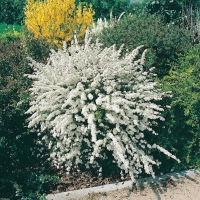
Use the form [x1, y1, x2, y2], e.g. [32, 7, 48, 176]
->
[25, 30, 180, 182]
[90, 12, 125, 36]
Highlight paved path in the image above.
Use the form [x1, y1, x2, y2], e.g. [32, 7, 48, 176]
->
[46, 169, 200, 200]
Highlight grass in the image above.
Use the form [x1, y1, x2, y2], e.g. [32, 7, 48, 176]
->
[87, 192, 107, 200]
[0, 23, 22, 42]
[0, 23, 21, 34]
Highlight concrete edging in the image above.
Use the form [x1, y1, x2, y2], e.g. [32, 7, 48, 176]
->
[46, 169, 200, 200]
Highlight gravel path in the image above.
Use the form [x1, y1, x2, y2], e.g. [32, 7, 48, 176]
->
[78, 172, 200, 200]
[46, 169, 200, 200]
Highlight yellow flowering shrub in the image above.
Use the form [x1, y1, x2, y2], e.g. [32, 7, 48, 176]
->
[24, 0, 94, 47]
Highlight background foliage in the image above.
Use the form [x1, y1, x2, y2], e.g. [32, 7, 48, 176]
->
[144, 0, 183, 23]
[76, 0, 130, 19]
[128, 0, 200, 23]
[161, 44, 200, 170]
[0, 0, 26, 24]
[98, 13, 192, 78]
[0, 40, 60, 199]
[143, 0, 200, 43]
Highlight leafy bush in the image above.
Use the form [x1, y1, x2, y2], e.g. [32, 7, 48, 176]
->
[0, 0, 26, 24]
[161, 44, 200, 170]
[21, 27, 56, 63]
[25, 31, 180, 182]
[76, 0, 130, 19]
[24, 0, 94, 48]
[0, 41, 60, 199]
[98, 13, 192, 78]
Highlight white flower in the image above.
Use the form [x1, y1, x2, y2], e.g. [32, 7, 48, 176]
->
[81, 92, 87, 101]
[26, 30, 178, 183]
[90, 156, 94, 164]
[96, 98, 102, 105]
[88, 93, 94, 100]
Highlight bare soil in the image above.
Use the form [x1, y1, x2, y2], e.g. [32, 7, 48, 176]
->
[50, 169, 131, 194]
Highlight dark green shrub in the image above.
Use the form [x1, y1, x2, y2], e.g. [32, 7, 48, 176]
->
[76, 0, 130, 20]
[0, 0, 26, 24]
[161, 44, 200, 170]
[126, 1, 148, 15]
[146, 100, 195, 174]
[98, 13, 192, 78]
[144, 0, 183, 23]
[0, 41, 59, 199]
[21, 27, 56, 63]
[143, 0, 200, 23]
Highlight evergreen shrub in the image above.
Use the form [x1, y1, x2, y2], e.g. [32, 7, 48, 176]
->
[98, 13, 192, 78]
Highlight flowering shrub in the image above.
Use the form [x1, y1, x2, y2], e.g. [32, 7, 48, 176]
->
[26, 31, 180, 182]
[24, 0, 94, 47]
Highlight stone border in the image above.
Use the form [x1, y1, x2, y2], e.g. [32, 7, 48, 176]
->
[46, 169, 200, 200]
